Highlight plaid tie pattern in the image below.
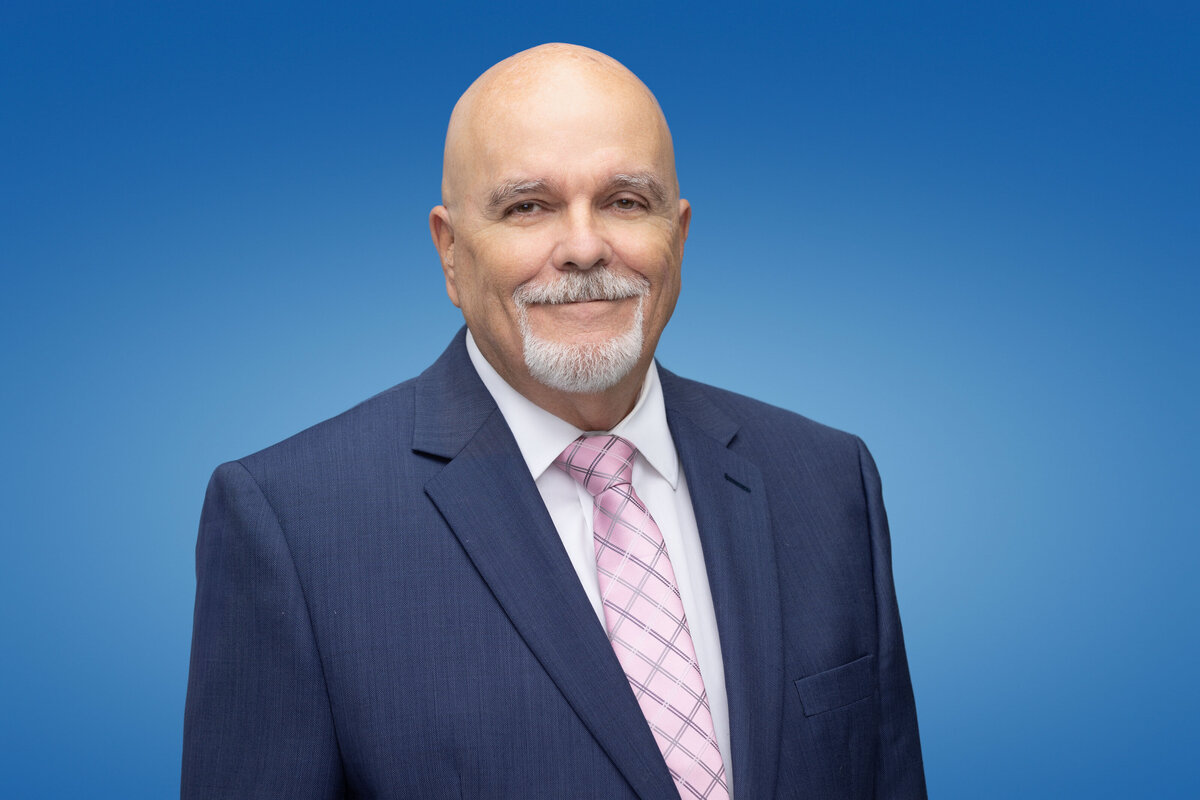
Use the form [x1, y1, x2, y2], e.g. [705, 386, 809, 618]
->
[556, 435, 730, 800]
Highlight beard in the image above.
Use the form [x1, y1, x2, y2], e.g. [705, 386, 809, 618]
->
[512, 270, 651, 395]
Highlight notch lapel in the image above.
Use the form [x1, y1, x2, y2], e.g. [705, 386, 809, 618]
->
[662, 368, 785, 800]
[414, 332, 677, 800]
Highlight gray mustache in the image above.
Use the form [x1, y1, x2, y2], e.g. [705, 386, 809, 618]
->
[513, 270, 649, 306]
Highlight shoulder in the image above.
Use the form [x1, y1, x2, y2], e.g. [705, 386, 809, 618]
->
[204, 328, 497, 512]
[658, 367, 877, 512]
[224, 376, 422, 495]
[660, 368, 865, 462]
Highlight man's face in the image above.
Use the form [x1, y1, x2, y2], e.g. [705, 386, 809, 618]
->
[432, 66, 690, 397]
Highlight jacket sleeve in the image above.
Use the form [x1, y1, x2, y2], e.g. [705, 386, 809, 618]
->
[182, 461, 344, 799]
[857, 439, 928, 799]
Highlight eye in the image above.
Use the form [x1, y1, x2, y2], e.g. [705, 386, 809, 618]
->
[507, 201, 543, 216]
[611, 197, 644, 211]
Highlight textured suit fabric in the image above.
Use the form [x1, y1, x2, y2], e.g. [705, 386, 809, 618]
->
[182, 328, 927, 799]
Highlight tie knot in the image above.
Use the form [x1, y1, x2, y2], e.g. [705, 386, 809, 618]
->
[554, 434, 636, 497]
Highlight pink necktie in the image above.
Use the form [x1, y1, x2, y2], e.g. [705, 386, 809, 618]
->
[556, 435, 730, 800]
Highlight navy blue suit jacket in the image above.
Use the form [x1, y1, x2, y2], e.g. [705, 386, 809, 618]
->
[182, 329, 926, 798]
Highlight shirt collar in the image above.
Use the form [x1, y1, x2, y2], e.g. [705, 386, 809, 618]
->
[464, 330, 679, 488]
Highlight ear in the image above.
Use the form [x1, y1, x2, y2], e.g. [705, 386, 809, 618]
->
[677, 198, 692, 245]
[429, 205, 462, 308]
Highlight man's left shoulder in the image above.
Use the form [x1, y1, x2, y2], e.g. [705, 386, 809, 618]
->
[659, 367, 865, 461]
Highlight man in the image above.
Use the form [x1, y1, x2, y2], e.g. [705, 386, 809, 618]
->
[183, 44, 926, 799]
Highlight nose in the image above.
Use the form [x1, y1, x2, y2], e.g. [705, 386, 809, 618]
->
[552, 204, 612, 271]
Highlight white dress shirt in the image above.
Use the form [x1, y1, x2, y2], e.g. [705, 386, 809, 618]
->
[465, 331, 732, 789]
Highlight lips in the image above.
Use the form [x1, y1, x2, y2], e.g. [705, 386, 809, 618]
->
[543, 297, 626, 311]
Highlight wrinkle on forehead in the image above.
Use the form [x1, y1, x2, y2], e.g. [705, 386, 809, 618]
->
[440, 43, 676, 209]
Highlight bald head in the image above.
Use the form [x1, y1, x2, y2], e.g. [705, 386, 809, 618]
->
[441, 44, 677, 209]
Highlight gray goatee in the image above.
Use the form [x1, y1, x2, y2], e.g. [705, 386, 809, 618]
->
[513, 270, 650, 394]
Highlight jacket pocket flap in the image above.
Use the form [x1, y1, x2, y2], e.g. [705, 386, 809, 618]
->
[793, 654, 876, 717]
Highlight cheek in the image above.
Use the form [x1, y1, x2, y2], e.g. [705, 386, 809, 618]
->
[613, 233, 682, 325]
[464, 234, 552, 299]
[612, 224, 680, 275]
[616, 245, 681, 306]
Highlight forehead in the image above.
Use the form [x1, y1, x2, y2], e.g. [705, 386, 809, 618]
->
[461, 68, 675, 196]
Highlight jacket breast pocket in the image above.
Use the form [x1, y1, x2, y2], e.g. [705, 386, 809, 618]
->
[793, 654, 876, 717]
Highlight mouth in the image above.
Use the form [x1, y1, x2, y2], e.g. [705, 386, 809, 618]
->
[519, 296, 641, 338]
[531, 293, 640, 308]
[538, 296, 632, 315]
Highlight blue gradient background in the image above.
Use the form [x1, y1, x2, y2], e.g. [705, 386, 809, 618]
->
[3, 2, 1196, 797]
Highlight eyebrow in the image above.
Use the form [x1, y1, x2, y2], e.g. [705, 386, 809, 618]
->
[486, 179, 556, 213]
[483, 172, 671, 215]
[608, 173, 669, 207]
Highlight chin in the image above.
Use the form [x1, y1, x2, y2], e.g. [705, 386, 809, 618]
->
[521, 305, 645, 395]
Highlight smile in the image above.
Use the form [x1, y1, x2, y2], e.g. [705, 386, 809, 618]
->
[537, 297, 631, 318]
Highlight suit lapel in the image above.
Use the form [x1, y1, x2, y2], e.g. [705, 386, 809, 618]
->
[414, 332, 678, 800]
[662, 368, 785, 800]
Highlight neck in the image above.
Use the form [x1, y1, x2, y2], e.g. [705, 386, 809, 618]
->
[521, 372, 645, 432]
[505, 357, 650, 432]
[467, 329, 655, 431]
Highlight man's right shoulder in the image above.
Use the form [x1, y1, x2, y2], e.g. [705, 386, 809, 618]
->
[219, 375, 423, 487]
[208, 328, 489, 500]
